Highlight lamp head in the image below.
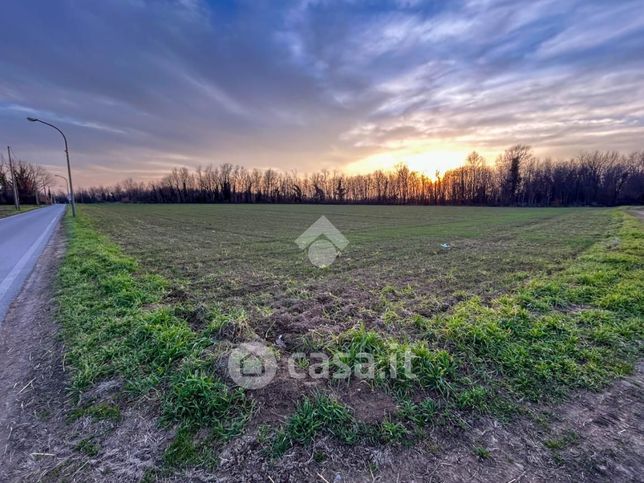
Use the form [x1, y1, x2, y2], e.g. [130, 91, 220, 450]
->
[27, 117, 39, 122]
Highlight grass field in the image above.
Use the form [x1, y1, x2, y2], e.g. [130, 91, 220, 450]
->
[56, 204, 643, 478]
[81, 205, 612, 334]
[0, 204, 40, 218]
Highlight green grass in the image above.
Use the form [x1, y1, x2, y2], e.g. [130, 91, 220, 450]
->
[269, 393, 417, 457]
[162, 426, 220, 469]
[57, 212, 253, 467]
[544, 430, 579, 450]
[76, 438, 100, 457]
[70, 402, 121, 422]
[270, 394, 358, 457]
[81, 205, 613, 334]
[57, 205, 643, 470]
[474, 446, 492, 459]
[0, 204, 40, 218]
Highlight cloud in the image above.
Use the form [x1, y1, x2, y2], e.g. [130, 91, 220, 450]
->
[0, 0, 642, 186]
[536, 2, 644, 59]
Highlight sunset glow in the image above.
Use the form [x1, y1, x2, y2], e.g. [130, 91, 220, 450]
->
[345, 144, 498, 178]
[1, 1, 643, 187]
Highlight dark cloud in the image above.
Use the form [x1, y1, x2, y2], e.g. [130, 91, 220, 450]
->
[1, 0, 643, 186]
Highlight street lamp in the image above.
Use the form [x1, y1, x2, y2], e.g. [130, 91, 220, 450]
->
[54, 174, 70, 204]
[7, 146, 20, 211]
[27, 117, 77, 217]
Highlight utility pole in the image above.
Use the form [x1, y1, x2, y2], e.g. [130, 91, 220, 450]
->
[7, 146, 20, 211]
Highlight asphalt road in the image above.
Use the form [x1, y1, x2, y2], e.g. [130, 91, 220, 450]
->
[0, 205, 65, 324]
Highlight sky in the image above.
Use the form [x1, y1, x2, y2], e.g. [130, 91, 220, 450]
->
[1, 0, 643, 188]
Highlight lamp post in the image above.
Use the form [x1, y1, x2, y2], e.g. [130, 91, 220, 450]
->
[54, 174, 70, 204]
[7, 146, 20, 211]
[27, 117, 76, 217]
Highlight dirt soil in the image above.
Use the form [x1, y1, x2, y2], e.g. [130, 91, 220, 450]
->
[208, 364, 643, 482]
[0, 225, 642, 482]
[632, 208, 644, 222]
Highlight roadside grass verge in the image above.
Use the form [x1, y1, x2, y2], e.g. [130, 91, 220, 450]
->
[270, 210, 643, 455]
[0, 204, 41, 219]
[57, 212, 253, 467]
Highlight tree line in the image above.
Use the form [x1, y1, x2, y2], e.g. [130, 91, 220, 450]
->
[76, 146, 643, 206]
[0, 156, 54, 205]
[4, 145, 643, 207]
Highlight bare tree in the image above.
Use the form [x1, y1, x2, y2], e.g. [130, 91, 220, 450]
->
[69, 148, 644, 207]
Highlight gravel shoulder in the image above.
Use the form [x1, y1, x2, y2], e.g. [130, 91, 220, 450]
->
[0, 226, 68, 481]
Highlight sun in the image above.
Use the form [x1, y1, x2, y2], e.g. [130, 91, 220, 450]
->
[344, 143, 491, 178]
